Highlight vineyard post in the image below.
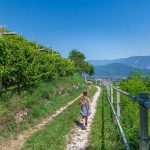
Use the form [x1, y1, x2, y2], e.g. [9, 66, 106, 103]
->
[139, 92, 149, 150]
[110, 85, 113, 104]
[116, 87, 120, 117]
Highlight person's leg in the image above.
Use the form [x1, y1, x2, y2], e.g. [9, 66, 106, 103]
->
[85, 116, 88, 126]
[82, 116, 87, 130]
[82, 116, 86, 126]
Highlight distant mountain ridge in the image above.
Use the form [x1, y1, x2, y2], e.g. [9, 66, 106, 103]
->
[94, 63, 150, 78]
[89, 56, 150, 69]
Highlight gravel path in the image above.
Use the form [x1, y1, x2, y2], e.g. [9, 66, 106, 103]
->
[0, 94, 82, 150]
[66, 86, 101, 150]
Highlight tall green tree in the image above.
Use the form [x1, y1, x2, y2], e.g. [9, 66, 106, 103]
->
[68, 49, 95, 76]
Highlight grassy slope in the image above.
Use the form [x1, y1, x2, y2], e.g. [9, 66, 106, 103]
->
[21, 86, 97, 150]
[0, 75, 86, 145]
[87, 87, 125, 150]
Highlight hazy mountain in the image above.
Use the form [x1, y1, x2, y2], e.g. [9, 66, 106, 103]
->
[94, 63, 150, 78]
[89, 56, 150, 69]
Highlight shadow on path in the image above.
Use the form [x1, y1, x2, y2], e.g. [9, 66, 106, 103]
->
[74, 120, 83, 129]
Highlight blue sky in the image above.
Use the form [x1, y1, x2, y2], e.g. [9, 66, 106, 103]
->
[0, 0, 150, 60]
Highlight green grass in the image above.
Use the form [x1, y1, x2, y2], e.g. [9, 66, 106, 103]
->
[87, 87, 125, 150]
[21, 86, 97, 150]
[0, 75, 87, 145]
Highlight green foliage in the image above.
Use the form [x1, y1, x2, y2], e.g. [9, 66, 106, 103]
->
[69, 49, 85, 61]
[88, 64, 95, 76]
[0, 75, 86, 145]
[143, 74, 150, 91]
[21, 86, 97, 150]
[120, 72, 149, 95]
[88, 74, 150, 149]
[128, 71, 143, 79]
[0, 33, 75, 93]
[88, 87, 124, 150]
[22, 102, 79, 150]
[118, 73, 150, 149]
[68, 49, 95, 76]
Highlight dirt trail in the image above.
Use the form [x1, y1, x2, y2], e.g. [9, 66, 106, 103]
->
[66, 86, 101, 150]
[0, 94, 82, 150]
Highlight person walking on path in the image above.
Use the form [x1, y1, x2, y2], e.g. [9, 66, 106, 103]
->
[80, 90, 91, 130]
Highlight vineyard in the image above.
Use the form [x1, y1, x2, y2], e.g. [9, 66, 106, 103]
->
[0, 31, 75, 94]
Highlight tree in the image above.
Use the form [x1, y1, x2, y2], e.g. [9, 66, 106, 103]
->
[88, 64, 95, 76]
[68, 49, 95, 76]
[128, 71, 143, 79]
[69, 49, 85, 61]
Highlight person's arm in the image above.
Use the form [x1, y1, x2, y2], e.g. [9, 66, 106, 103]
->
[88, 98, 91, 113]
[79, 96, 84, 105]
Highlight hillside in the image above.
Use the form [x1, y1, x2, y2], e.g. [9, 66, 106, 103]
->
[94, 63, 150, 77]
[0, 30, 76, 93]
[0, 28, 95, 148]
[89, 56, 150, 69]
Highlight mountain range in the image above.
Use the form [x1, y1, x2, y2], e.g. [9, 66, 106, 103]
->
[89, 56, 150, 69]
[88, 56, 150, 78]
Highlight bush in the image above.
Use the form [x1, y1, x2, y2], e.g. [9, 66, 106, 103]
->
[0, 33, 75, 94]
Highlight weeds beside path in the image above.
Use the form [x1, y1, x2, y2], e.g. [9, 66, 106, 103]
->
[0, 75, 85, 146]
[87, 87, 125, 150]
[21, 86, 97, 150]
[0, 85, 97, 150]
[66, 86, 101, 150]
[1, 94, 82, 150]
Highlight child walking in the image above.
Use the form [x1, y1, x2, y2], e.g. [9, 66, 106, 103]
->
[80, 90, 91, 130]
